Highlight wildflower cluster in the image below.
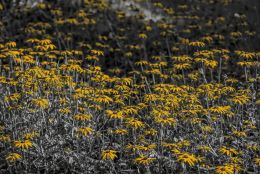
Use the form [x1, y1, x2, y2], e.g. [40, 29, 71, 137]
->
[0, 0, 259, 173]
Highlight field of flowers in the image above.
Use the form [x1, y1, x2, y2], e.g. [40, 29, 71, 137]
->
[0, 0, 259, 173]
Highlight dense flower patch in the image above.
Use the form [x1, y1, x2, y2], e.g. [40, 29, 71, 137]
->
[0, 0, 259, 173]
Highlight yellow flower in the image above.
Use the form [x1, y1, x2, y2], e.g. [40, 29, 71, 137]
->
[23, 131, 39, 140]
[229, 157, 242, 164]
[36, 2, 46, 9]
[235, 50, 255, 59]
[254, 158, 260, 166]
[231, 95, 250, 105]
[176, 152, 199, 166]
[204, 60, 218, 69]
[90, 49, 104, 56]
[162, 142, 178, 150]
[6, 153, 22, 162]
[135, 60, 149, 66]
[226, 163, 242, 172]
[118, 77, 133, 86]
[201, 36, 213, 43]
[101, 150, 118, 160]
[177, 140, 191, 148]
[31, 98, 49, 109]
[189, 41, 205, 47]
[126, 118, 145, 129]
[5, 41, 16, 48]
[73, 113, 92, 121]
[109, 68, 122, 74]
[59, 98, 68, 105]
[4, 93, 21, 102]
[155, 117, 176, 126]
[14, 140, 33, 149]
[197, 145, 211, 152]
[59, 107, 72, 114]
[121, 106, 139, 115]
[219, 146, 238, 156]
[0, 135, 11, 142]
[134, 155, 156, 165]
[0, 3, 3, 11]
[171, 55, 192, 62]
[174, 63, 192, 70]
[114, 129, 128, 135]
[215, 165, 234, 174]
[201, 125, 214, 133]
[246, 144, 259, 151]
[39, 39, 52, 45]
[209, 106, 232, 115]
[26, 38, 40, 44]
[144, 128, 157, 136]
[86, 55, 99, 61]
[125, 52, 133, 57]
[5, 50, 21, 57]
[232, 130, 246, 138]
[146, 26, 152, 31]
[230, 31, 242, 38]
[77, 127, 93, 136]
[93, 95, 113, 104]
[138, 33, 147, 39]
[105, 110, 124, 119]
[144, 93, 158, 102]
[69, 63, 84, 72]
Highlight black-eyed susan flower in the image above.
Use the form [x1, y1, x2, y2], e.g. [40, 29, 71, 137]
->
[73, 113, 92, 121]
[254, 158, 260, 166]
[125, 118, 145, 129]
[215, 165, 234, 174]
[138, 33, 147, 39]
[101, 150, 118, 160]
[77, 127, 93, 137]
[105, 110, 124, 119]
[23, 131, 39, 140]
[0, 135, 11, 142]
[14, 140, 33, 149]
[31, 98, 49, 109]
[231, 95, 250, 105]
[176, 152, 199, 167]
[197, 145, 211, 153]
[6, 153, 22, 162]
[59, 107, 72, 114]
[144, 128, 157, 136]
[219, 146, 238, 157]
[189, 41, 205, 48]
[134, 154, 156, 165]
[154, 117, 176, 126]
[90, 49, 104, 56]
[114, 128, 128, 135]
